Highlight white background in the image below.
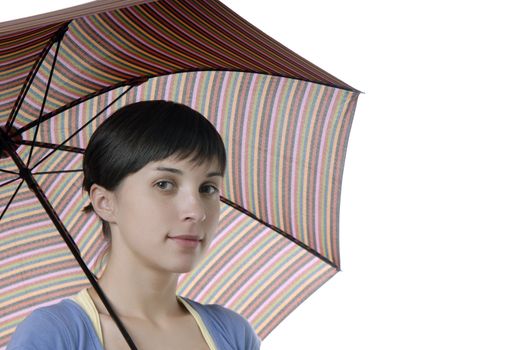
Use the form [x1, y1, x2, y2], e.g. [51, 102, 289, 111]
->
[3, 1, 523, 349]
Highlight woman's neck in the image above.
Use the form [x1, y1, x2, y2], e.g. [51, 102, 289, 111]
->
[88, 250, 188, 324]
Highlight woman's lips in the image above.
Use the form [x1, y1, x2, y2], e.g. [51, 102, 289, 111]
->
[167, 235, 202, 248]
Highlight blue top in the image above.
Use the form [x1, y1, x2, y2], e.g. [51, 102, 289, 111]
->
[7, 297, 261, 350]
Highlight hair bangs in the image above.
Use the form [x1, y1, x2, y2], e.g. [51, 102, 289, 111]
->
[140, 108, 227, 175]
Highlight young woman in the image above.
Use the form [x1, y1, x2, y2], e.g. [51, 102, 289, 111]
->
[7, 101, 261, 350]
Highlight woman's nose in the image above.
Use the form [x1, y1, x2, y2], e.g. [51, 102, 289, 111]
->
[179, 192, 206, 222]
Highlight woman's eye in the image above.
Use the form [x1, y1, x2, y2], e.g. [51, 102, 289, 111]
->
[201, 184, 219, 195]
[156, 181, 174, 191]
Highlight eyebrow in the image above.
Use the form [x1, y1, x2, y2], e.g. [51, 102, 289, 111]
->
[154, 166, 223, 177]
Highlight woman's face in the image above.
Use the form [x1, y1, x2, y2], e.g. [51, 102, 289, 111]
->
[107, 154, 223, 274]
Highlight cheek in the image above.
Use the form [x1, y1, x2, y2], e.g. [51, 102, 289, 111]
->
[205, 202, 221, 232]
[118, 197, 163, 235]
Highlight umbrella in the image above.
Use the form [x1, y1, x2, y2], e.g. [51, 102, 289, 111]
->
[0, 0, 360, 348]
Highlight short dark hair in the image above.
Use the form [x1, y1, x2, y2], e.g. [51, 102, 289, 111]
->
[82, 100, 226, 241]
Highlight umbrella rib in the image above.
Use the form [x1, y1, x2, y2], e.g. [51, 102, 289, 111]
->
[18, 139, 84, 154]
[220, 196, 340, 271]
[0, 176, 21, 188]
[27, 26, 66, 167]
[32, 169, 82, 175]
[14, 76, 147, 137]
[6, 23, 70, 133]
[0, 168, 19, 175]
[0, 178, 23, 222]
[12, 70, 358, 139]
[29, 84, 137, 172]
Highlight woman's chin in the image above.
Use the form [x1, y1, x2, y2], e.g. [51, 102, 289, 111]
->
[163, 259, 202, 275]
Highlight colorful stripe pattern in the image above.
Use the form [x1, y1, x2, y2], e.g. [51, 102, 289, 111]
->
[2, 0, 356, 131]
[0, 22, 66, 127]
[0, 1, 360, 348]
[29, 72, 355, 267]
[0, 71, 357, 346]
[178, 204, 338, 339]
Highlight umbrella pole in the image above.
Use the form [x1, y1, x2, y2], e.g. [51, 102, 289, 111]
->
[0, 128, 139, 350]
[0, 25, 140, 348]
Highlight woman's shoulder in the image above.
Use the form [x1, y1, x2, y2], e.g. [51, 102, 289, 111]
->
[7, 299, 101, 350]
[179, 297, 261, 350]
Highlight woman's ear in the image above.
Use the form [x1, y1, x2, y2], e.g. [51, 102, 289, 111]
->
[89, 184, 117, 223]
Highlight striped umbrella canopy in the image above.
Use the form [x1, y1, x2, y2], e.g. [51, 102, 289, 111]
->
[0, 0, 360, 348]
